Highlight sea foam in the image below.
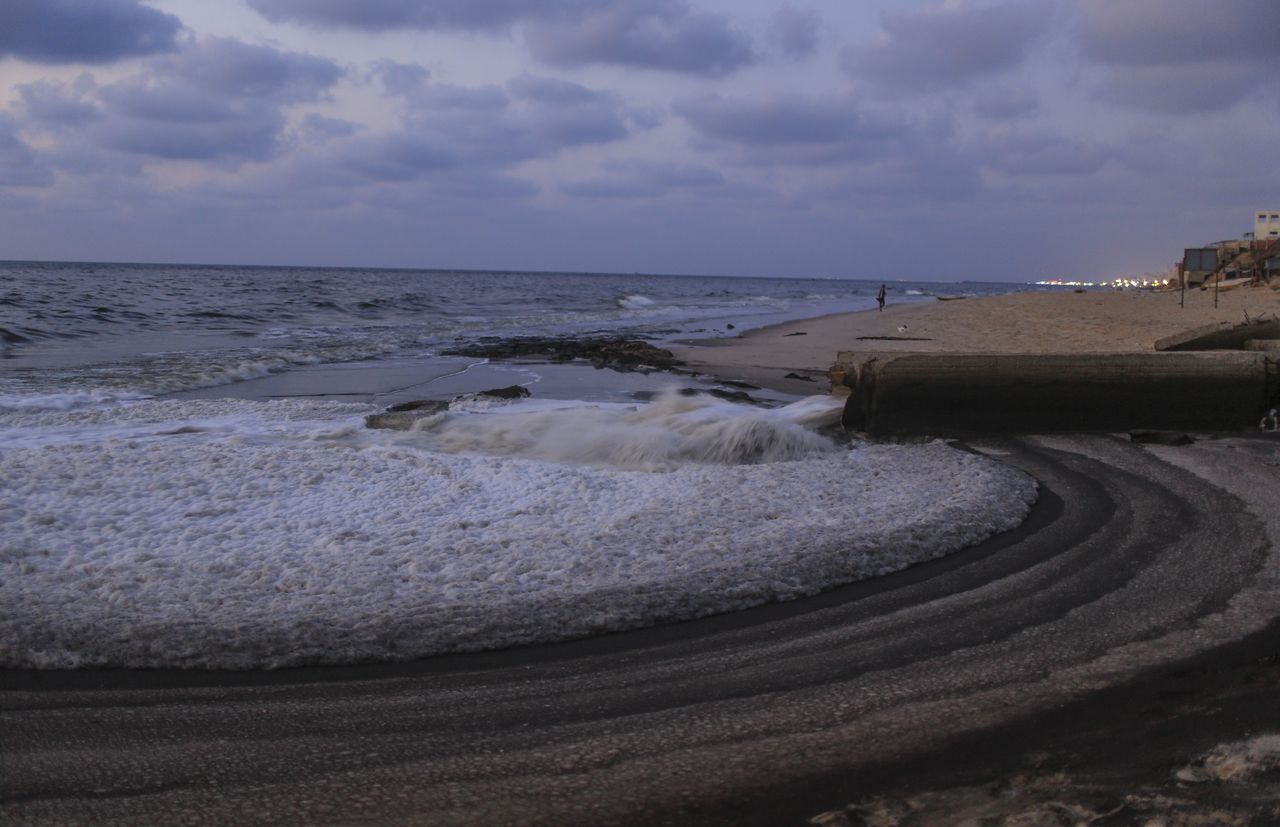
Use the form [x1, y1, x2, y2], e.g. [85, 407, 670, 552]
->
[409, 391, 845, 468]
[0, 397, 1037, 669]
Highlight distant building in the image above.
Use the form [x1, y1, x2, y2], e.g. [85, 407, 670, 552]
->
[1255, 210, 1280, 241]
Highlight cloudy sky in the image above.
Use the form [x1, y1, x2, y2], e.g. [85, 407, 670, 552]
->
[1, 0, 1276, 281]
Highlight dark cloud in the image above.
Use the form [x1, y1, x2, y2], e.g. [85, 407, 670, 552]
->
[12, 37, 343, 165]
[246, 0, 583, 31]
[1096, 63, 1262, 114]
[370, 60, 431, 96]
[98, 103, 284, 162]
[0, 114, 54, 187]
[1076, 0, 1280, 67]
[525, 0, 757, 76]
[299, 114, 362, 143]
[843, 0, 1053, 94]
[336, 134, 458, 181]
[1074, 1, 1278, 113]
[984, 134, 1110, 176]
[412, 83, 509, 111]
[673, 92, 901, 147]
[561, 159, 725, 198]
[508, 74, 600, 106]
[506, 75, 643, 145]
[815, 151, 982, 206]
[772, 6, 821, 59]
[332, 74, 651, 184]
[154, 37, 342, 104]
[18, 79, 101, 130]
[972, 87, 1039, 121]
[249, 0, 757, 76]
[0, 0, 183, 65]
[504, 74, 653, 149]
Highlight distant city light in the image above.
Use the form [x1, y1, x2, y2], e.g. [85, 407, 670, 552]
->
[1034, 277, 1173, 289]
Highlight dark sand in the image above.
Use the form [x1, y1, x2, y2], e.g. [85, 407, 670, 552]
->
[4, 432, 1280, 825]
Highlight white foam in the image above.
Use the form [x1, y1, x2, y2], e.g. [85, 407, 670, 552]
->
[0, 397, 1037, 670]
[0, 391, 149, 414]
[410, 391, 846, 469]
[617, 294, 656, 310]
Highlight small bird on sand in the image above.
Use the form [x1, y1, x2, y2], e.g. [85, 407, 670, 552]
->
[897, 324, 909, 333]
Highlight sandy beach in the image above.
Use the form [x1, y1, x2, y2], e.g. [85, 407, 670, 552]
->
[5, 285, 1280, 826]
[671, 283, 1280, 391]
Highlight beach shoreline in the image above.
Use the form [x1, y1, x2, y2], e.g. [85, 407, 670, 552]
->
[672, 283, 1280, 395]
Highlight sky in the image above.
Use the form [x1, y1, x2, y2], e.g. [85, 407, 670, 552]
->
[0, 0, 1277, 281]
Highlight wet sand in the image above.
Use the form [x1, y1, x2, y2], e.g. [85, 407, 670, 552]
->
[5, 286, 1280, 825]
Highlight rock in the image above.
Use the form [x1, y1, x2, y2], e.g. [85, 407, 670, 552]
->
[365, 411, 438, 430]
[478, 385, 530, 399]
[784, 372, 816, 381]
[726, 323, 735, 330]
[443, 336, 682, 373]
[718, 378, 760, 390]
[784, 331, 808, 336]
[385, 400, 450, 414]
[677, 387, 765, 405]
[366, 387, 531, 430]
[368, 399, 450, 429]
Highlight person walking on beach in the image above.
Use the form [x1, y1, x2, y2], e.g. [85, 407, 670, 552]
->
[876, 284, 886, 312]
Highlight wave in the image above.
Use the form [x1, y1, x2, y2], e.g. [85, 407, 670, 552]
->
[616, 294, 656, 310]
[0, 391, 150, 414]
[0, 342, 400, 412]
[404, 390, 845, 469]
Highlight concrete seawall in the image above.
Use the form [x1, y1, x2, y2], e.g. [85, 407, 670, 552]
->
[1154, 318, 1280, 352]
[832, 351, 1279, 435]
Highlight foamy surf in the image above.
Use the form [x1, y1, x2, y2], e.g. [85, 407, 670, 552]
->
[0, 397, 1036, 670]
[407, 390, 846, 469]
[617, 293, 656, 310]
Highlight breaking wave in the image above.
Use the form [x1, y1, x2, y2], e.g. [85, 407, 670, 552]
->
[406, 390, 846, 469]
[617, 294, 657, 310]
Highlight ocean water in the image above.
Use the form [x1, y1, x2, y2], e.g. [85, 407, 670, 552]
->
[0, 261, 1038, 669]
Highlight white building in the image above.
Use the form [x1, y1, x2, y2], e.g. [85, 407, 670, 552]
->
[1255, 210, 1280, 241]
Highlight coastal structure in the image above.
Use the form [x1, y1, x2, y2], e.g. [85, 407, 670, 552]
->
[1255, 210, 1280, 241]
[1181, 247, 1219, 286]
[1171, 211, 1280, 288]
[831, 350, 1279, 436]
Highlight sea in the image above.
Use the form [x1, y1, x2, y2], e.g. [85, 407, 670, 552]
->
[2, 260, 1033, 410]
[1, 261, 1040, 670]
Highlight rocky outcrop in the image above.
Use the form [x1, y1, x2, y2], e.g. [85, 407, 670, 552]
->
[443, 337, 683, 373]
